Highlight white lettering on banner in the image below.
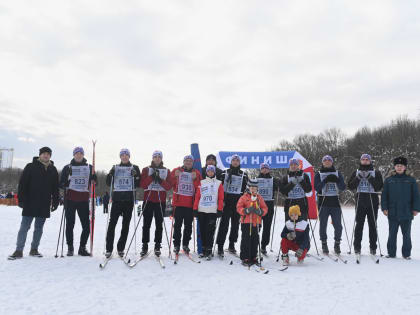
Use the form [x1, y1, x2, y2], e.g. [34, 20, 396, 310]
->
[224, 173, 244, 195]
[177, 172, 194, 197]
[147, 168, 168, 191]
[251, 156, 260, 165]
[257, 178, 273, 201]
[357, 170, 376, 194]
[276, 156, 288, 164]
[69, 166, 90, 192]
[113, 166, 133, 192]
[198, 179, 221, 213]
[263, 156, 272, 164]
[320, 171, 339, 196]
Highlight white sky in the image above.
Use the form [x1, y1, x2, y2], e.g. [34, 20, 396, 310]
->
[1, 0, 419, 171]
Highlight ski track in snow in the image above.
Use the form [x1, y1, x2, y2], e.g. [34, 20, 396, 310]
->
[1, 205, 420, 315]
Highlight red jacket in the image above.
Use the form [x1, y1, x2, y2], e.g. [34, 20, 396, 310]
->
[237, 193, 268, 226]
[193, 177, 225, 213]
[171, 167, 201, 208]
[140, 166, 172, 203]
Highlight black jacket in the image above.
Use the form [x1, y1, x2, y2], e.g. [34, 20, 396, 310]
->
[314, 166, 346, 208]
[18, 157, 59, 218]
[201, 165, 223, 181]
[106, 162, 141, 202]
[221, 166, 248, 205]
[347, 164, 383, 209]
[59, 158, 95, 189]
[257, 172, 281, 202]
[280, 170, 312, 197]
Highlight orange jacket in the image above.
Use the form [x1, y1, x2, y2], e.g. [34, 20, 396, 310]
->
[237, 193, 268, 226]
[171, 167, 201, 208]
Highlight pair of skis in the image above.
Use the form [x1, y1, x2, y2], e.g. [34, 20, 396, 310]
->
[173, 251, 201, 264]
[356, 253, 380, 264]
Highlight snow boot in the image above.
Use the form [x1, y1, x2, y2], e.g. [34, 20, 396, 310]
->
[117, 251, 124, 258]
[322, 241, 329, 254]
[140, 243, 148, 257]
[78, 246, 90, 257]
[354, 246, 361, 255]
[154, 243, 161, 257]
[8, 250, 23, 260]
[105, 252, 112, 259]
[241, 259, 252, 267]
[334, 241, 341, 255]
[282, 254, 289, 266]
[67, 245, 74, 257]
[173, 246, 180, 254]
[182, 245, 190, 254]
[29, 249, 43, 258]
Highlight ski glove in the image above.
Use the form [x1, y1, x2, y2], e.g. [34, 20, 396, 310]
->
[131, 169, 137, 177]
[253, 208, 263, 216]
[51, 202, 59, 212]
[18, 201, 24, 209]
[325, 174, 339, 183]
[192, 210, 198, 217]
[287, 231, 296, 240]
[296, 248, 304, 258]
[290, 177, 298, 185]
[91, 173, 97, 182]
[244, 208, 252, 215]
[137, 205, 142, 216]
[217, 211, 223, 217]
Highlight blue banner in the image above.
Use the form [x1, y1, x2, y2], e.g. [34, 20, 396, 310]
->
[218, 151, 296, 169]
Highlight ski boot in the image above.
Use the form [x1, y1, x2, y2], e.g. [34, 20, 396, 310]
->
[140, 243, 148, 257]
[8, 250, 23, 260]
[173, 246, 180, 254]
[117, 251, 124, 258]
[199, 247, 206, 258]
[354, 246, 361, 255]
[154, 243, 161, 257]
[241, 259, 251, 267]
[78, 246, 90, 257]
[334, 241, 341, 255]
[281, 254, 289, 266]
[322, 241, 329, 254]
[182, 245, 190, 254]
[370, 248, 376, 256]
[261, 246, 268, 256]
[217, 245, 224, 258]
[29, 249, 43, 258]
[67, 245, 74, 257]
[105, 251, 112, 259]
[228, 242, 237, 255]
[403, 256, 411, 260]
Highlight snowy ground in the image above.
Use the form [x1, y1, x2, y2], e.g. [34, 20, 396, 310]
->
[1, 205, 420, 315]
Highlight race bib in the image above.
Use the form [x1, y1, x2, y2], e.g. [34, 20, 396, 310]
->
[224, 173, 244, 195]
[198, 179, 220, 213]
[257, 178, 273, 201]
[69, 166, 90, 192]
[287, 176, 305, 199]
[357, 170, 376, 193]
[320, 171, 339, 196]
[113, 166, 133, 192]
[177, 172, 194, 197]
[147, 168, 168, 191]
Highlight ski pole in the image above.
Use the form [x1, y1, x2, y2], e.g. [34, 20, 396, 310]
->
[132, 176, 137, 255]
[168, 205, 176, 256]
[369, 194, 383, 257]
[102, 175, 113, 255]
[89, 140, 97, 257]
[339, 204, 352, 254]
[304, 197, 320, 257]
[55, 205, 65, 258]
[269, 187, 280, 252]
[211, 217, 221, 256]
[248, 211, 252, 269]
[348, 192, 360, 254]
[60, 213, 66, 257]
[193, 217, 196, 253]
[310, 195, 325, 245]
[157, 190, 172, 259]
[256, 221, 263, 267]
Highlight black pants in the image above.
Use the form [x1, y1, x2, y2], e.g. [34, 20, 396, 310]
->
[217, 202, 240, 247]
[105, 200, 133, 252]
[354, 204, 378, 251]
[65, 200, 90, 248]
[261, 201, 274, 249]
[142, 201, 164, 245]
[103, 203, 109, 214]
[284, 198, 308, 221]
[197, 212, 217, 251]
[240, 223, 259, 261]
[173, 206, 193, 247]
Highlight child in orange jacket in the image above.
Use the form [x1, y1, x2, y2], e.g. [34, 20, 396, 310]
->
[237, 178, 268, 266]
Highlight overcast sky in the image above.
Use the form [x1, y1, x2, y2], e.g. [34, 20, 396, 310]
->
[0, 0, 419, 171]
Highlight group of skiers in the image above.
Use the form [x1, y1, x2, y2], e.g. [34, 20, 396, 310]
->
[7, 146, 420, 267]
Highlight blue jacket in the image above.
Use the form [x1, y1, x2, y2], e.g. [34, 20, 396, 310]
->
[381, 171, 420, 221]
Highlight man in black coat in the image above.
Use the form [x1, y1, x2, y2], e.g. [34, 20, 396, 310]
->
[8, 147, 59, 260]
[201, 154, 223, 180]
[347, 154, 383, 255]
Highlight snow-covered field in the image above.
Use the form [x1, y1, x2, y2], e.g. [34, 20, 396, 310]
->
[1, 205, 419, 315]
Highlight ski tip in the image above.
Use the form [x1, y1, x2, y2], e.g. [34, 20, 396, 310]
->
[229, 260, 233, 265]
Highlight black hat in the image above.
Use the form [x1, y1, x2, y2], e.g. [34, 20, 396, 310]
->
[393, 156, 407, 166]
[39, 147, 52, 156]
[206, 154, 217, 161]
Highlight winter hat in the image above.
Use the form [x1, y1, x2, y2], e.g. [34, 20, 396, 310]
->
[260, 163, 270, 170]
[247, 178, 259, 189]
[289, 158, 300, 166]
[206, 165, 216, 173]
[120, 148, 130, 157]
[288, 205, 301, 217]
[206, 154, 217, 162]
[231, 154, 241, 162]
[322, 155, 333, 163]
[73, 147, 84, 156]
[184, 155, 194, 162]
[152, 150, 163, 159]
[39, 147, 52, 156]
[393, 156, 408, 166]
[360, 154, 371, 162]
